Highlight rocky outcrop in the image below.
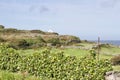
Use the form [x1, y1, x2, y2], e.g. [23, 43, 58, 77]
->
[105, 71, 120, 80]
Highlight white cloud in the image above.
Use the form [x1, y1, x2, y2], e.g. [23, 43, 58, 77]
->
[29, 5, 50, 14]
[99, 0, 120, 8]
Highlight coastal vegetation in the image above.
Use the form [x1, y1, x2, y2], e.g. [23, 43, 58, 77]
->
[0, 44, 112, 80]
[0, 25, 120, 79]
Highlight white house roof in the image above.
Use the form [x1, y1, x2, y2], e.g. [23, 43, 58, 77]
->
[48, 29, 54, 33]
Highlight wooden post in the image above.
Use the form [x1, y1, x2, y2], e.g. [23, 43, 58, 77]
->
[97, 37, 100, 60]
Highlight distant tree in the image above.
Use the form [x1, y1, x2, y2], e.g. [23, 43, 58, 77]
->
[0, 25, 5, 29]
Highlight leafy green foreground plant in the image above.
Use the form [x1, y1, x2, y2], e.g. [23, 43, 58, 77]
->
[0, 44, 112, 80]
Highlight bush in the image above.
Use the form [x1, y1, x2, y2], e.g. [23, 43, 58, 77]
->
[0, 37, 5, 42]
[36, 36, 46, 43]
[17, 39, 30, 49]
[89, 49, 96, 59]
[25, 37, 46, 49]
[111, 55, 120, 65]
[30, 30, 45, 34]
[0, 25, 5, 29]
[8, 37, 46, 49]
[100, 44, 111, 48]
[7, 44, 19, 50]
[59, 35, 81, 45]
[45, 32, 59, 35]
[47, 38, 60, 46]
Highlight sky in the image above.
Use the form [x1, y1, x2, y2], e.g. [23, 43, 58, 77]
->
[0, 0, 120, 40]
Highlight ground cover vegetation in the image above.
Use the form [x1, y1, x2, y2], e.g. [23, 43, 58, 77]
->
[0, 44, 112, 80]
[0, 25, 120, 79]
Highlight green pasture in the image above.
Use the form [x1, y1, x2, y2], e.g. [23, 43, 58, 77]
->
[19, 44, 120, 60]
[18, 43, 120, 72]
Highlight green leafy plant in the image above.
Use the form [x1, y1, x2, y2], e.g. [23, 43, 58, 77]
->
[0, 44, 113, 80]
[89, 49, 96, 59]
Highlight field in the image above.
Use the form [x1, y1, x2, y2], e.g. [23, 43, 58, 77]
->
[52, 42, 120, 71]
[22, 44, 120, 70]
[0, 42, 120, 80]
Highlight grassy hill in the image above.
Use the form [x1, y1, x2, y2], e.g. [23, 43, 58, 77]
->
[0, 25, 80, 49]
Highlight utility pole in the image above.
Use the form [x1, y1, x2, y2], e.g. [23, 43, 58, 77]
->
[97, 37, 100, 60]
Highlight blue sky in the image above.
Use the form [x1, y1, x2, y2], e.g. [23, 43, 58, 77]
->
[0, 0, 120, 40]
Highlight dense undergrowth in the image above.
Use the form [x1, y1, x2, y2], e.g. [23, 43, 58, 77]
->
[0, 44, 112, 80]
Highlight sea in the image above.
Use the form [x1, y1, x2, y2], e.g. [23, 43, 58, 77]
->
[90, 40, 120, 46]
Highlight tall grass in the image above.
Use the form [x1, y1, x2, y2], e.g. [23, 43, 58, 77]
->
[0, 70, 42, 80]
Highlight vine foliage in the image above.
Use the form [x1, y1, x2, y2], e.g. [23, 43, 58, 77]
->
[0, 44, 112, 80]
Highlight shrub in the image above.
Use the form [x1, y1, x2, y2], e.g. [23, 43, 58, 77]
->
[3, 28, 18, 33]
[60, 35, 81, 45]
[7, 44, 19, 50]
[47, 38, 60, 46]
[100, 44, 111, 48]
[89, 49, 96, 59]
[25, 37, 46, 49]
[45, 32, 59, 35]
[0, 37, 5, 42]
[0, 25, 5, 29]
[111, 55, 120, 65]
[17, 39, 30, 49]
[30, 30, 45, 34]
[8, 37, 46, 49]
[36, 36, 46, 43]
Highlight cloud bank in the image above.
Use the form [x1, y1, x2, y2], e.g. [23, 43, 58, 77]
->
[29, 5, 50, 14]
[100, 0, 120, 8]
